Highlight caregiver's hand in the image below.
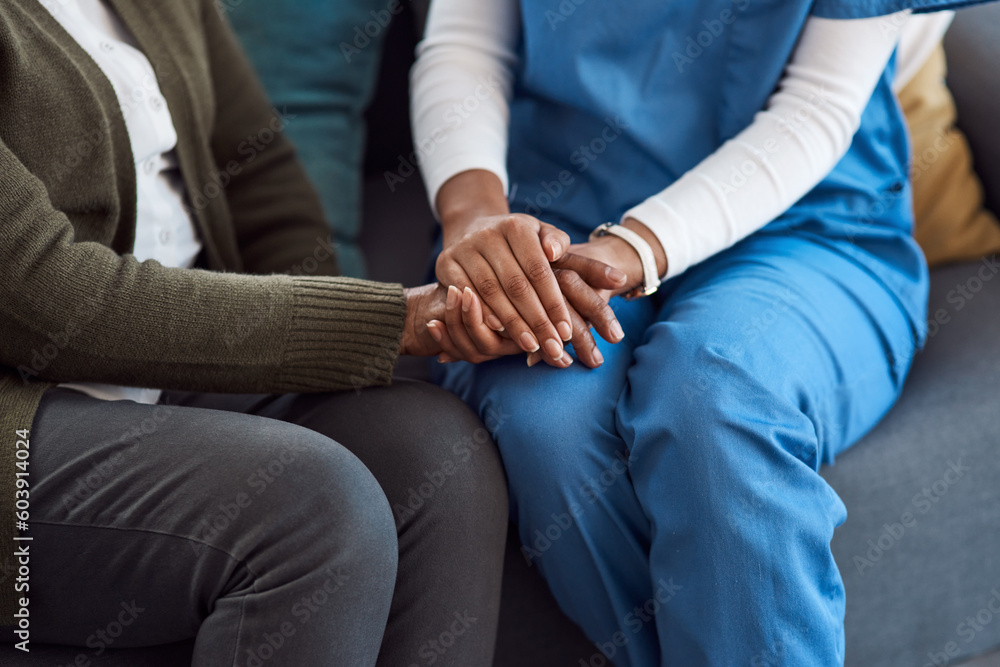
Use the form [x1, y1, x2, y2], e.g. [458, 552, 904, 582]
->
[437, 212, 576, 363]
[436, 252, 629, 368]
[436, 170, 582, 365]
[525, 218, 669, 367]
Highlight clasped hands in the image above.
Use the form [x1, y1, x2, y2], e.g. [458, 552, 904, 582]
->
[401, 212, 653, 369]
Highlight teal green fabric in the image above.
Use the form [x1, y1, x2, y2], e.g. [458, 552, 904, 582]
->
[229, 0, 401, 277]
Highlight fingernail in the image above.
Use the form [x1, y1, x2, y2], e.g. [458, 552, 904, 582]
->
[606, 266, 627, 283]
[486, 314, 504, 331]
[462, 286, 474, 313]
[438, 354, 453, 363]
[543, 338, 564, 361]
[610, 320, 625, 342]
[446, 285, 460, 310]
[561, 355, 574, 367]
[519, 332, 540, 352]
[426, 321, 442, 343]
[527, 354, 539, 367]
[550, 241, 563, 259]
[593, 348, 604, 365]
[556, 321, 573, 341]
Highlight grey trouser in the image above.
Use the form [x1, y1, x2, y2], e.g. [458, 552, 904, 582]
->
[12, 380, 508, 666]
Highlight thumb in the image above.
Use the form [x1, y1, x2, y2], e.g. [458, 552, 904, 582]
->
[538, 223, 572, 262]
[553, 253, 628, 291]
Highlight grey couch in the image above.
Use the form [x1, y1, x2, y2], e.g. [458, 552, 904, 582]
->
[5, 4, 998, 666]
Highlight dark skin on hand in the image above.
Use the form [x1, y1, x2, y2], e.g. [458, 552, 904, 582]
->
[398, 251, 630, 366]
[428, 169, 668, 369]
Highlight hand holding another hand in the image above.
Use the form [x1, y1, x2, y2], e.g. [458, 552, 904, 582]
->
[419, 170, 666, 369]
[399, 247, 631, 368]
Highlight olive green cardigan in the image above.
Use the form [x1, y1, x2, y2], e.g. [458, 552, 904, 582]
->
[0, 0, 406, 620]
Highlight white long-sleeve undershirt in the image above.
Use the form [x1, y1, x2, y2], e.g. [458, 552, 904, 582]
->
[412, 3, 952, 279]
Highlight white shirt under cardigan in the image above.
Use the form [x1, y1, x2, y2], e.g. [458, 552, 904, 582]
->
[411, 4, 953, 281]
[40, 0, 203, 405]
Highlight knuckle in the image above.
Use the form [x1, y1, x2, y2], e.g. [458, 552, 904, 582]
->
[504, 274, 533, 299]
[482, 228, 504, 245]
[501, 313, 522, 330]
[477, 278, 501, 298]
[499, 215, 520, 233]
[525, 260, 551, 283]
[528, 315, 551, 332]
[558, 269, 584, 287]
[594, 300, 615, 322]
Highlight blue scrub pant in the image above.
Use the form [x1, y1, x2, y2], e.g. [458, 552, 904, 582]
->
[435, 229, 927, 666]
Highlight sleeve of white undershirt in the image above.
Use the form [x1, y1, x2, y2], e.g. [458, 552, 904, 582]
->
[410, 0, 519, 216]
[624, 12, 910, 279]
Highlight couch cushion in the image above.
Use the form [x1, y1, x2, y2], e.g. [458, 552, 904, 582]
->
[821, 258, 1000, 667]
[902, 45, 1000, 266]
[229, 0, 401, 277]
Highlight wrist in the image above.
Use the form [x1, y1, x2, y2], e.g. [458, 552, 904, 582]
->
[621, 217, 668, 279]
[400, 287, 417, 355]
[437, 170, 510, 245]
[400, 284, 447, 356]
[589, 236, 646, 294]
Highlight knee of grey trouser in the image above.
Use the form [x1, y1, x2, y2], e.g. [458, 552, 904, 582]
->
[248, 380, 510, 667]
[20, 388, 401, 666]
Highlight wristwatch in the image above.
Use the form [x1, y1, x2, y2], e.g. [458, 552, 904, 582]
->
[589, 222, 661, 299]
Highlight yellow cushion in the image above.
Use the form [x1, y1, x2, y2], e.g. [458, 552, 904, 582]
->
[900, 44, 1000, 267]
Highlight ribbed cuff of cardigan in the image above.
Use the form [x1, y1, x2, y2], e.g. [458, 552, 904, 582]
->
[279, 277, 406, 391]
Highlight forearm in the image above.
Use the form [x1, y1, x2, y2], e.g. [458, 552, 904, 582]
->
[0, 148, 404, 393]
[436, 170, 510, 244]
[625, 13, 907, 279]
[411, 0, 518, 217]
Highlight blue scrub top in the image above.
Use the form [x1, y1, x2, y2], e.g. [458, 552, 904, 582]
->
[505, 0, 991, 337]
